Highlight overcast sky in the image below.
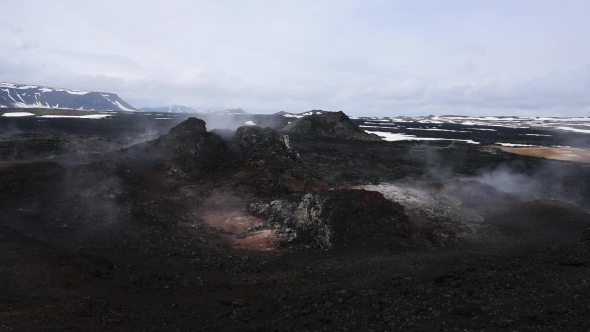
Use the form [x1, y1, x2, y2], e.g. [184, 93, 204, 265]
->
[1, 0, 589, 116]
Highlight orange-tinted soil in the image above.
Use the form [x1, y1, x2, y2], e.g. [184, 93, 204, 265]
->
[490, 145, 590, 163]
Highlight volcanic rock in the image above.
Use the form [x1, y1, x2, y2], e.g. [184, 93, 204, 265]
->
[280, 111, 381, 141]
[142, 117, 228, 179]
[361, 184, 484, 238]
[228, 125, 321, 197]
[580, 227, 590, 242]
[123, 118, 320, 196]
[250, 189, 412, 249]
[0, 161, 64, 201]
[230, 125, 299, 161]
[492, 199, 590, 230]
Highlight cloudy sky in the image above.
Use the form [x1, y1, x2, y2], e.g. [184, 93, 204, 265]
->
[1, 0, 589, 116]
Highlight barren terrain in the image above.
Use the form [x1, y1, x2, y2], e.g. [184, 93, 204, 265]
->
[491, 145, 590, 164]
[0, 112, 589, 331]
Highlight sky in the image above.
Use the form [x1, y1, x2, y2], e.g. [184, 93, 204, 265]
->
[1, 0, 589, 117]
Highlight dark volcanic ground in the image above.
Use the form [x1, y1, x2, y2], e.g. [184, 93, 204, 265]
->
[0, 113, 590, 331]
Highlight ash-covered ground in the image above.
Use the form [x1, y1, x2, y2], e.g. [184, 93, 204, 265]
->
[0, 111, 589, 331]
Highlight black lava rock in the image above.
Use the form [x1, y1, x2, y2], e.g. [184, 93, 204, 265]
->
[151, 117, 228, 179]
[280, 111, 381, 141]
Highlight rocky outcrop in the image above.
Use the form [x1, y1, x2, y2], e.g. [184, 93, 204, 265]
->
[361, 184, 483, 237]
[250, 189, 412, 249]
[0, 161, 64, 202]
[280, 111, 381, 141]
[126, 119, 321, 196]
[582, 227, 590, 242]
[230, 126, 300, 161]
[147, 117, 228, 179]
[228, 126, 321, 197]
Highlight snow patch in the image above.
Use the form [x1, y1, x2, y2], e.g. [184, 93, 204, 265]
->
[418, 120, 444, 124]
[1, 112, 35, 117]
[494, 142, 536, 147]
[64, 90, 89, 95]
[365, 122, 397, 126]
[245, 120, 256, 126]
[113, 100, 135, 112]
[407, 128, 469, 133]
[38, 114, 112, 119]
[11, 102, 53, 109]
[360, 125, 397, 129]
[554, 126, 590, 134]
[366, 131, 479, 144]
[466, 128, 497, 131]
[523, 133, 552, 137]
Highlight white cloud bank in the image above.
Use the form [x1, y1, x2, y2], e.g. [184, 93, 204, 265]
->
[1, 0, 589, 116]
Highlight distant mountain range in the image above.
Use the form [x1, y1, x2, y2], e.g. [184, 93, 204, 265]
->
[0, 82, 250, 116]
[276, 110, 436, 121]
[0, 82, 137, 112]
[139, 106, 247, 115]
[214, 108, 247, 115]
[139, 105, 198, 113]
[276, 110, 331, 118]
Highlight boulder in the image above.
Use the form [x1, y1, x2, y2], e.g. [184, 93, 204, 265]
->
[250, 189, 412, 249]
[149, 117, 228, 179]
[229, 126, 320, 197]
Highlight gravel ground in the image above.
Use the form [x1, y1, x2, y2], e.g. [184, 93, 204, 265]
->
[0, 116, 589, 331]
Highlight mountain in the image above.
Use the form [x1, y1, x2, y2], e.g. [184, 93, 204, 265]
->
[208, 108, 247, 115]
[138, 106, 247, 115]
[276, 109, 330, 118]
[0, 82, 137, 112]
[140, 105, 197, 113]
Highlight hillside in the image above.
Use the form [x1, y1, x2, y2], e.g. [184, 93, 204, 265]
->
[280, 110, 381, 140]
[0, 82, 137, 112]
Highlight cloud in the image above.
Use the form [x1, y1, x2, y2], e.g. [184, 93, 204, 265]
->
[427, 67, 590, 111]
[0, 0, 589, 116]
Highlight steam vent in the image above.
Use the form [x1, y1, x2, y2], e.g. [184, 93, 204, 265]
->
[1, 109, 590, 330]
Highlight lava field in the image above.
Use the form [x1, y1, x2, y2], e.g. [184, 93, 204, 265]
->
[0, 112, 589, 331]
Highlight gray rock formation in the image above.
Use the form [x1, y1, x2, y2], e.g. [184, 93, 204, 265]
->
[250, 189, 412, 249]
[228, 125, 321, 197]
[148, 117, 227, 179]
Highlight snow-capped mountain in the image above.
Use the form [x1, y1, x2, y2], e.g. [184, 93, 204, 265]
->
[207, 108, 247, 115]
[140, 105, 197, 113]
[0, 82, 137, 112]
[276, 109, 330, 118]
[139, 106, 247, 115]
